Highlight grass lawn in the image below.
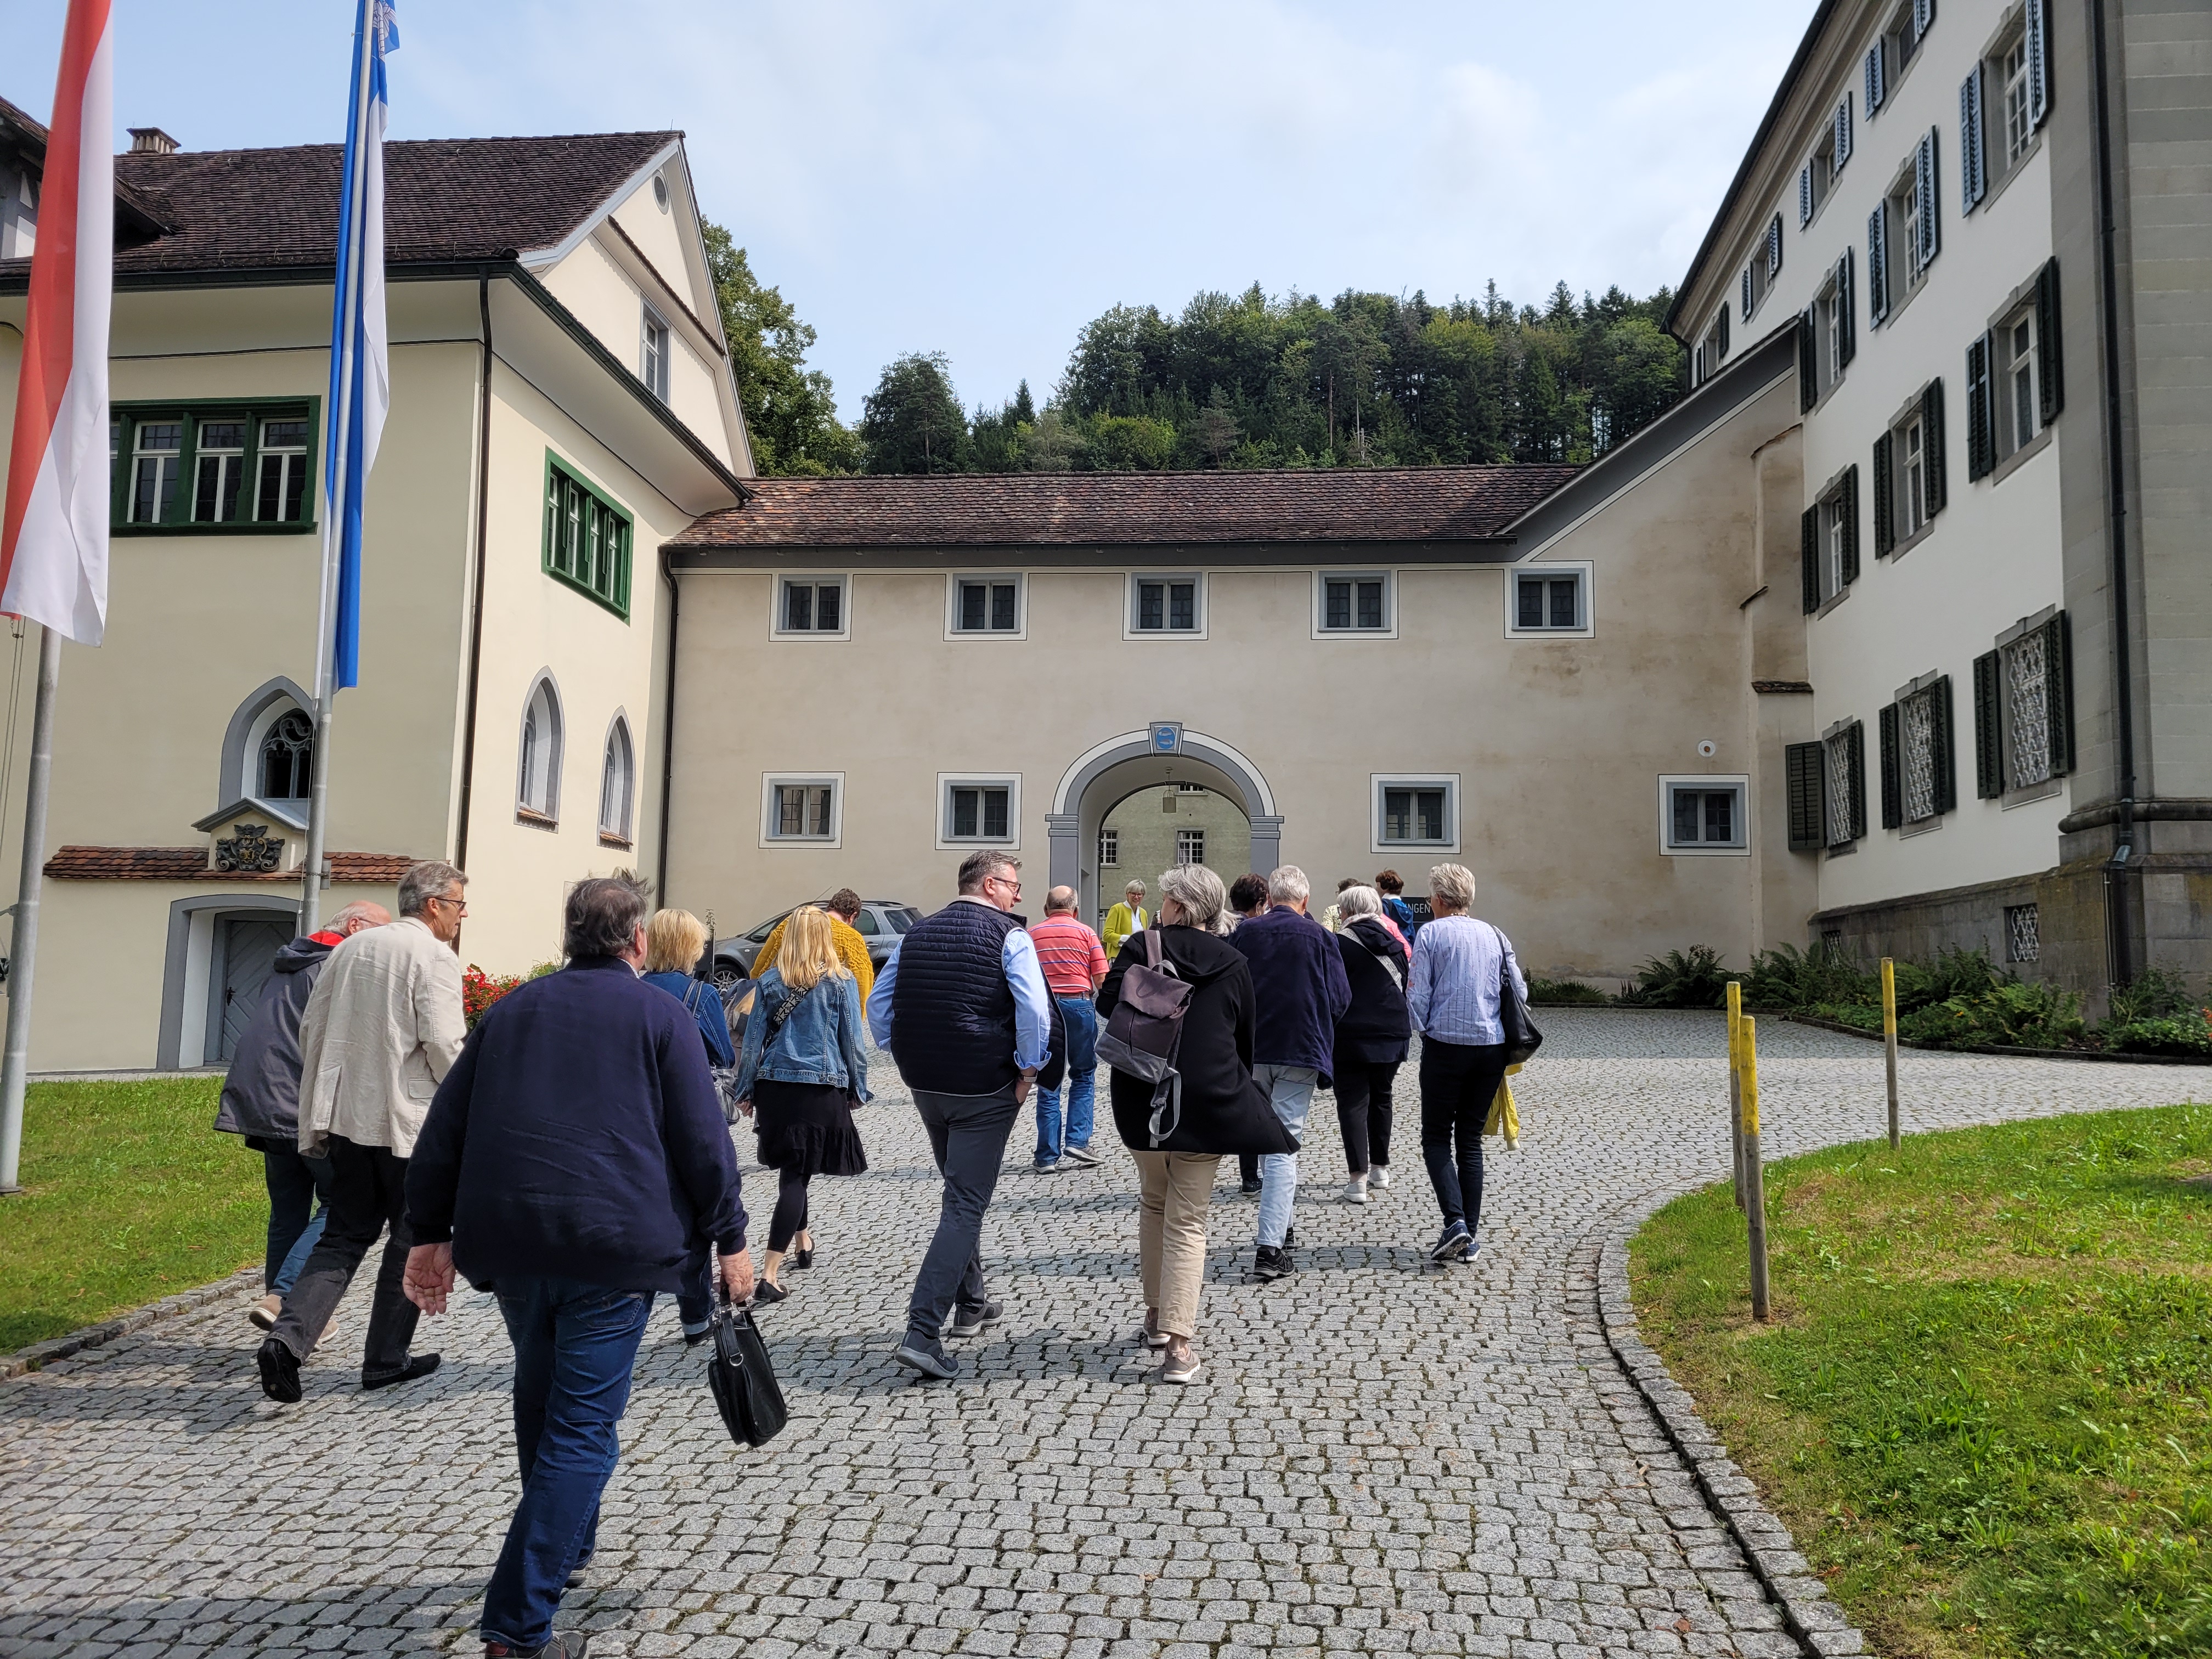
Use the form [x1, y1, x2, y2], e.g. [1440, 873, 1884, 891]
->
[1630, 1103, 2212, 1659]
[0, 1077, 266, 1353]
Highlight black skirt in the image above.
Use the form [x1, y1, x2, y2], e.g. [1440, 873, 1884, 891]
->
[753, 1079, 867, 1179]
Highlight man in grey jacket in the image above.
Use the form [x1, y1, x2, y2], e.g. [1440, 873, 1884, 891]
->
[214, 901, 388, 1331]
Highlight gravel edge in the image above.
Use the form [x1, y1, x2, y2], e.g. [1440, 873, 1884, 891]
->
[1, 1266, 260, 1380]
[1600, 1202, 1871, 1659]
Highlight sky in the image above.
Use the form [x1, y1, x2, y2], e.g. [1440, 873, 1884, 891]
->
[2, 1, 1822, 424]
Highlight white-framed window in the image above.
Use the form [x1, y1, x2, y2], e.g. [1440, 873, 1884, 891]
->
[1658, 775, 1750, 856]
[760, 773, 843, 848]
[517, 673, 565, 824]
[1098, 828, 1119, 868]
[1999, 310, 2038, 459]
[1177, 781, 1206, 793]
[938, 774, 1020, 849]
[1824, 723, 1865, 848]
[1694, 307, 1729, 386]
[1127, 572, 1205, 638]
[191, 417, 247, 523]
[257, 708, 314, 803]
[254, 416, 311, 524]
[1315, 570, 1394, 636]
[947, 573, 1024, 638]
[1371, 774, 1460, 854]
[1176, 828, 1205, 866]
[1824, 494, 1851, 600]
[1506, 562, 1592, 637]
[128, 418, 182, 523]
[599, 714, 635, 844]
[641, 307, 670, 403]
[774, 575, 849, 638]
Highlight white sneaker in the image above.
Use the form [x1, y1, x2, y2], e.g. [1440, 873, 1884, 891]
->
[1343, 1175, 1369, 1204]
[1372, 1164, 1393, 1190]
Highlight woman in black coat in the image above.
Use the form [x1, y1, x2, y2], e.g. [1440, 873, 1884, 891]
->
[1097, 863, 1274, 1388]
[1331, 884, 1411, 1204]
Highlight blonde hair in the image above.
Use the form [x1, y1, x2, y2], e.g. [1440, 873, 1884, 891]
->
[778, 904, 850, 991]
[644, 909, 708, 975]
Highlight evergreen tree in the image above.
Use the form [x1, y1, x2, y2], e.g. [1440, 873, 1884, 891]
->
[860, 352, 970, 474]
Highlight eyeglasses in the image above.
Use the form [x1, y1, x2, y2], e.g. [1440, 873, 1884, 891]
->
[987, 873, 1022, 895]
[425, 894, 470, 917]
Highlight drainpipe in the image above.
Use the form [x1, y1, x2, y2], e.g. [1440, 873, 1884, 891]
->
[2090, 0, 2137, 989]
[655, 548, 679, 901]
[453, 272, 495, 873]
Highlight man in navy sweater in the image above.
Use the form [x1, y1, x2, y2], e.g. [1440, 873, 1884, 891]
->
[405, 876, 751, 1659]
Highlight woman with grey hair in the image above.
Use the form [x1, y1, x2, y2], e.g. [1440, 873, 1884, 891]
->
[1405, 862, 1524, 1265]
[1330, 884, 1410, 1205]
[1096, 864, 1272, 1385]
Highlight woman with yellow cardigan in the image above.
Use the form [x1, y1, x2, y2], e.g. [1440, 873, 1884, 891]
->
[1101, 880, 1148, 962]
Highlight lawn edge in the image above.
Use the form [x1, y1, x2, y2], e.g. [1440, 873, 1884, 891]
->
[1602, 1209, 1870, 1659]
[1774, 1011, 2210, 1064]
[1, 1265, 260, 1380]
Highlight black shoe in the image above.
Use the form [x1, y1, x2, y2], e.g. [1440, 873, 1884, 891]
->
[792, 1246, 814, 1270]
[1251, 1245, 1293, 1282]
[565, 1550, 596, 1590]
[1239, 1178, 1263, 1196]
[362, 1353, 442, 1391]
[256, 1337, 302, 1404]
[484, 1636, 590, 1658]
[893, 1331, 957, 1380]
[949, 1300, 1003, 1338]
[752, 1279, 788, 1305]
[1429, 1222, 1472, 1264]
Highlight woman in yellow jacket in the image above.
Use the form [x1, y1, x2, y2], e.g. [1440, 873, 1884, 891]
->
[1101, 879, 1148, 962]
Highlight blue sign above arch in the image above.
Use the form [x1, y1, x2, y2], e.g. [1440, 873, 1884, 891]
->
[1149, 721, 1183, 755]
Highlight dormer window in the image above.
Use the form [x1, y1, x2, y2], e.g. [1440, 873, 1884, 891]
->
[641, 307, 670, 402]
[0, 165, 35, 259]
[258, 710, 314, 802]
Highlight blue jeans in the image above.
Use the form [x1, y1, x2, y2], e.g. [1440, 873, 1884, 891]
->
[480, 1277, 654, 1654]
[1252, 1064, 1317, 1249]
[1035, 996, 1098, 1162]
[261, 1144, 335, 1295]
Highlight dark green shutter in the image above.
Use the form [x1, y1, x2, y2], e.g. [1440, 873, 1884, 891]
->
[1931, 675, 1957, 814]
[1786, 742, 1826, 851]
[1923, 376, 1947, 513]
[1973, 649, 2004, 797]
[1873, 432, 1895, 556]
[1802, 506, 1821, 612]
[1878, 703, 1903, 828]
[1799, 309, 1819, 411]
[1837, 249, 1857, 366]
[2045, 612, 2074, 774]
[1868, 207, 1890, 325]
[1966, 334, 1994, 479]
[2036, 258, 2064, 422]
[1846, 722, 1867, 840]
[1841, 465, 1861, 585]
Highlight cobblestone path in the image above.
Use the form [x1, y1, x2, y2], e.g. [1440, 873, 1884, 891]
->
[4, 1011, 2207, 1658]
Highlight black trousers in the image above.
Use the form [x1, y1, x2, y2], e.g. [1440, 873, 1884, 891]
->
[269, 1133, 421, 1379]
[1418, 1040, 1508, 1234]
[906, 1085, 1019, 1340]
[1336, 1059, 1401, 1174]
[768, 1167, 812, 1254]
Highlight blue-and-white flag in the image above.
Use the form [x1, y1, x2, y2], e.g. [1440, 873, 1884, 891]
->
[318, 0, 396, 692]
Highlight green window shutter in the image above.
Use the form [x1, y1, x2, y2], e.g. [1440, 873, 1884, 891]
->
[1878, 702, 1903, 828]
[1801, 506, 1821, 613]
[2026, 0, 2050, 128]
[1841, 465, 1861, 585]
[1966, 334, 1994, 479]
[1846, 721, 1867, 841]
[1837, 249, 1857, 365]
[1867, 207, 1890, 325]
[1786, 742, 1826, 851]
[1799, 309, 1819, 412]
[1931, 674, 1957, 814]
[1973, 648, 2004, 797]
[1872, 432, 1895, 556]
[2036, 258, 2064, 422]
[1922, 377, 1947, 513]
[2046, 612, 2075, 774]
[1960, 67, 1987, 211]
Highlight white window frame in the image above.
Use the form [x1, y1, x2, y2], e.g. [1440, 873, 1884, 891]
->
[1176, 828, 1206, 866]
[759, 772, 844, 849]
[641, 306, 670, 402]
[1098, 827, 1120, 868]
[1657, 774, 1751, 857]
[516, 671, 565, 826]
[129, 417, 183, 524]
[1504, 561, 1594, 639]
[936, 772, 1022, 850]
[1125, 571, 1207, 640]
[1996, 307, 2039, 460]
[598, 712, 635, 845]
[1370, 773, 1461, 855]
[944, 572, 1027, 640]
[770, 573, 851, 640]
[1313, 569, 1397, 639]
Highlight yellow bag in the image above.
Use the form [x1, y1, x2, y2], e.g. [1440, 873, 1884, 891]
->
[1485, 1062, 1523, 1150]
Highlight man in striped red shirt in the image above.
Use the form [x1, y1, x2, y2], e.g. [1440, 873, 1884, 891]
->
[1028, 888, 1108, 1171]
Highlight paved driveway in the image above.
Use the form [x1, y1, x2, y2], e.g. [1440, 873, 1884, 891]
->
[4, 1011, 2206, 1658]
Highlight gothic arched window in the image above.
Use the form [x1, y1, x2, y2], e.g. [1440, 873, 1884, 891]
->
[517, 673, 564, 821]
[258, 710, 313, 802]
[599, 716, 634, 843]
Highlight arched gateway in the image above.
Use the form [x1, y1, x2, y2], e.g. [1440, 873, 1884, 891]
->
[1046, 727, 1283, 922]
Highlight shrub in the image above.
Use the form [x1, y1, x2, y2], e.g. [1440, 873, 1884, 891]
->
[1741, 941, 1873, 1011]
[1899, 980, 2086, 1051]
[462, 966, 524, 1028]
[2107, 966, 2196, 1026]
[1525, 976, 1612, 1006]
[1803, 1001, 1882, 1032]
[2103, 1010, 2212, 1057]
[1622, 945, 1737, 1009]
[1891, 944, 2004, 1013]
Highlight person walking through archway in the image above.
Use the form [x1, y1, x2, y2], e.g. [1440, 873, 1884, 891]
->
[1029, 885, 1107, 1172]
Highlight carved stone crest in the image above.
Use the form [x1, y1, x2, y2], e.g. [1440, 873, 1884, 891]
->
[216, 823, 284, 873]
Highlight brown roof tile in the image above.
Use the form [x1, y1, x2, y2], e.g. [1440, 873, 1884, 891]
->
[669, 466, 1580, 551]
[46, 848, 417, 882]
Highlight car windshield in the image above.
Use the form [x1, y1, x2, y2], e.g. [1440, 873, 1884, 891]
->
[892, 907, 923, 932]
[849, 909, 881, 935]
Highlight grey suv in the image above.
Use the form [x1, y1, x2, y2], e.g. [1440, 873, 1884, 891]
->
[710, 899, 923, 990]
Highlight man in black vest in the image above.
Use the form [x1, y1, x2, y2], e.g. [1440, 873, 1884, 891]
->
[866, 849, 1052, 1379]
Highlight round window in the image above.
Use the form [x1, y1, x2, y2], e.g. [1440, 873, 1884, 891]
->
[652, 174, 669, 211]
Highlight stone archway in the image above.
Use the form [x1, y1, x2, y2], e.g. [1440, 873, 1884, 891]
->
[1046, 729, 1283, 921]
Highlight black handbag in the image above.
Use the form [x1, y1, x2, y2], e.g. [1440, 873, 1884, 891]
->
[1490, 922, 1543, 1065]
[706, 1283, 787, 1448]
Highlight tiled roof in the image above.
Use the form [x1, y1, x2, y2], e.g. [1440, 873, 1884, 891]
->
[669, 466, 1581, 550]
[1, 129, 676, 279]
[45, 848, 417, 882]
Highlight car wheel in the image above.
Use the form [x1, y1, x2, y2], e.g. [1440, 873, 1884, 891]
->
[710, 961, 745, 993]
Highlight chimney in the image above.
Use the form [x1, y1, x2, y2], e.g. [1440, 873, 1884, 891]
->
[127, 127, 179, 156]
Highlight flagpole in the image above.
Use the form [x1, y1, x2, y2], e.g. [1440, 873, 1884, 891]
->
[0, 625, 61, 1192]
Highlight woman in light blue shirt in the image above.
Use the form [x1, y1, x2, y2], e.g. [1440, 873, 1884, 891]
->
[1406, 862, 1525, 1266]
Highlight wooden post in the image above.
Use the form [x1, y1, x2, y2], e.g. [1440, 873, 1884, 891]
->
[1740, 1014, 1772, 1322]
[1881, 956, 1900, 1152]
[1726, 979, 1745, 1209]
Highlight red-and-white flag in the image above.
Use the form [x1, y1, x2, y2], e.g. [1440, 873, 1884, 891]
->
[0, 0, 114, 646]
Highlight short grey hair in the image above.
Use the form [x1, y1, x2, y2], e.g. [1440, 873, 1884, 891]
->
[1429, 862, 1477, 910]
[1267, 865, 1310, 906]
[1338, 884, 1383, 920]
[1158, 864, 1229, 935]
[1044, 885, 1077, 914]
[397, 860, 466, 918]
[564, 872, 651, 958]
[1123, 879, 1147, 897]
[957, 849, 1019, 894]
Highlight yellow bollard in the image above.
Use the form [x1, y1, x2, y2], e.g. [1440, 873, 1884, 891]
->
[1740, 1014, 1772, 1322]
[1881, 956, 1900, 1152]
[1726, 979, 1745, 1210]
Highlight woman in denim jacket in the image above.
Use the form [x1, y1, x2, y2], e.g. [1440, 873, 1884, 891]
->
[731, 905, 871, 1302]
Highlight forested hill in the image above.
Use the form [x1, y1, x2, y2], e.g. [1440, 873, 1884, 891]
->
[703, 224, 1688, 477]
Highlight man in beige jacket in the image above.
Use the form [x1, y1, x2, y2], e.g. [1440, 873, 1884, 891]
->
[258, 860, 469, 1402]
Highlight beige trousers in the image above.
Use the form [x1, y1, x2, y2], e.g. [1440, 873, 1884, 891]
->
[1133, 1150, 1221, 1340]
